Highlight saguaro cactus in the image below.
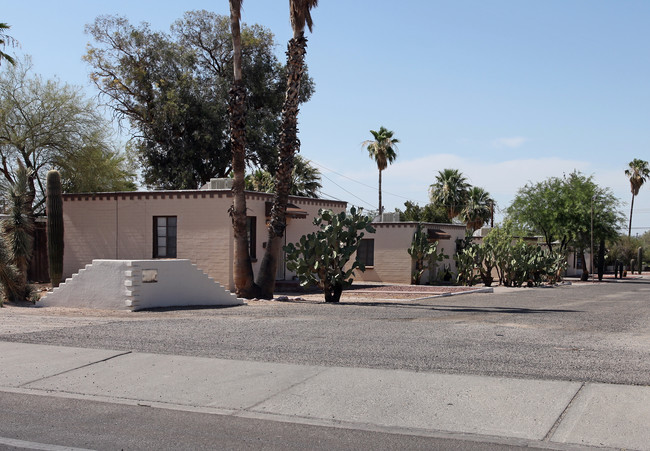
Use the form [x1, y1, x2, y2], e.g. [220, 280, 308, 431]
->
[46, 170, 64, 287]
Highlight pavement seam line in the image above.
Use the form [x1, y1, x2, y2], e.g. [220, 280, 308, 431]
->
[18, 351, 133, 388]
[542, 381, 586, 442]
[239, 368, 329, 412]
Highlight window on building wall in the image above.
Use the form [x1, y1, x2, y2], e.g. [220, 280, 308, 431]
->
[357, 239, 374, 267]
[153, 216, 177, 258]
[247, 216, 257, 260]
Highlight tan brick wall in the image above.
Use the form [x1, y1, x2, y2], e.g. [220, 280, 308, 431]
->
[62, 191, 346, 290]
[354, 223, 468, 285]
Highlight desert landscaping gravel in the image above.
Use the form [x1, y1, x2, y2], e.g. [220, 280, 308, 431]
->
[1, 279, 649, 386]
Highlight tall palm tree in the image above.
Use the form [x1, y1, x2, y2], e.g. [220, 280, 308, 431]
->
[625, 158, 650, 237]
[257, 0, 318, 299]
[0, 23, 17, 67]
[362, 126, 399, 217]
[429, 168, 470, 220]
[228, 0, 259, 298]
[460, 186, 494, 231]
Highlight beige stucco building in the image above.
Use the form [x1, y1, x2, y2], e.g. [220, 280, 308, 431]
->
[62, 189, 346, 291]
[354, 222, 468, 285]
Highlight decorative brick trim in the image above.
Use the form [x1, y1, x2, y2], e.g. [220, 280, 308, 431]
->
[62, 190, 348, 208]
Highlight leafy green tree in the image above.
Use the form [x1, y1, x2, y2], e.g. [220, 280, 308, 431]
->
[507, 171, 623, 259]
[284, 207, 375, 302]
[0, 58, 134, 214]
[397, 201, 450, 223]
[85, 12, 314, 190]
[0, 23, 16, 66]
[460, 186, 494, 231]
[625, 159, 649, 237]
[58, 141, 136, 193]
[429, 169, 470, 220]
[362, 126, 399, 216]
[257, 0, 319, 299]
[245, 156, 322, 197]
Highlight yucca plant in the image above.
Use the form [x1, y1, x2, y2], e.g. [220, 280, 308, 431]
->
[1, 163, 35, 301]
[0, 235, 21, 305]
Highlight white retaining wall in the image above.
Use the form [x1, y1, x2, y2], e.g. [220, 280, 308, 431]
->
[41, 259, 243, 311]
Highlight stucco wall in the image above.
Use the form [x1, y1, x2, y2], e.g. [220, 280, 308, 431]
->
[43, 259, 243, 311]
[62, 190, 346, 290]
[353, 222, 467, 285]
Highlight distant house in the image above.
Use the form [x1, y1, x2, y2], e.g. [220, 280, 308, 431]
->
[62, 184, 346, 291]
[353, 219, 467, 285]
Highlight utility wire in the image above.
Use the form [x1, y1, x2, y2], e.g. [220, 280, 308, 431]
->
[308, 158, 414, 202]
[318, 171, 376, 209]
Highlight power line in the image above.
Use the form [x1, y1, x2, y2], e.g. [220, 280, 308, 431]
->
[318, 171, 376, 209]
[308, 158, 414, 202]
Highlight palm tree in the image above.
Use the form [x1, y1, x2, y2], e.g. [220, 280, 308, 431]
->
[362, 126, 399, 217]
[228, 0, 259, 298]
[290, 155, 322, 197]
[460, 186, 494, 231]
[245, 156, 322, 198]
[625, 158, 650, 237]
[256, 0, 318, 299]
[429, 168, 470, 220]
[0, 23, 17, 66]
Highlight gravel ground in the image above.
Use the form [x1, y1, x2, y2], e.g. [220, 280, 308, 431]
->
[1, 278, 649, 385]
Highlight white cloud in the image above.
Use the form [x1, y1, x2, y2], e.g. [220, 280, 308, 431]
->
[492, 137, 528, 149]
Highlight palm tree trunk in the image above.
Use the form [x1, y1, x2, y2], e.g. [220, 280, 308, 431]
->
[229, 0, 259, 298]
[230, 81, 258, 298]
[629, 192, 635, 237]
[256, 34, 308, 299]
[378, 169, 383, 217]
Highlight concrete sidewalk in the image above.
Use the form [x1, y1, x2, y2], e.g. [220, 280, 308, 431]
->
[1, 341, 648, 450]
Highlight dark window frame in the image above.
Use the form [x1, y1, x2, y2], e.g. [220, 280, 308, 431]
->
[153, 216, 177, 258]
[357, 239, 375, 267]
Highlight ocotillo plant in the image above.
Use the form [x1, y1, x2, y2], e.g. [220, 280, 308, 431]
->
[46, 170, 64, 287]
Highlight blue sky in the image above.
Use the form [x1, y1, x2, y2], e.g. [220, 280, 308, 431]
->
[4, 1, 650, 232]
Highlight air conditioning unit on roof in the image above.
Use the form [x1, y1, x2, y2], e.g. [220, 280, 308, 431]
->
[203, 178, 233, 190]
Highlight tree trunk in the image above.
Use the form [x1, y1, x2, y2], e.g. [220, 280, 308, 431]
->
[230, 81, 258, 298]
[229, 2, 259, 299]
[256, 34, 307, 299]
[628, 192, 635, 237]
[597, 239, 605, 281]
[324, 282, 343, 303]
[580, 249, 589, 281]
[378, 169, 383, 217]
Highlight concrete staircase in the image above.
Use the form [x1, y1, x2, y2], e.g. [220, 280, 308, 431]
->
[42, 259, 243, 311]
